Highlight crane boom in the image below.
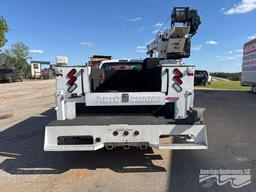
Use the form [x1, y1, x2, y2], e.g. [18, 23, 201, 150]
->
[147, 7, 201, 60]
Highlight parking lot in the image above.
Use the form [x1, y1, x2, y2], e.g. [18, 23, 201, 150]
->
[0, 80, 255, 192]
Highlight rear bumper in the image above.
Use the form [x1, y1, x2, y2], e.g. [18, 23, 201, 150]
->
[44, 123, 208, 151]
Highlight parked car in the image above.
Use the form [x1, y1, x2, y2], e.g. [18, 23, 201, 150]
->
[194, 70, 210, 86]
[0, 68, 22, 83]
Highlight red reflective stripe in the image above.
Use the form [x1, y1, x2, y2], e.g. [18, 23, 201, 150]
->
[67, 76, 77, 86]
[55, 73, 63, 77]
[165, 96, 179, 102]
[187, 73, 194, 76]
[67, 69, 77, 78]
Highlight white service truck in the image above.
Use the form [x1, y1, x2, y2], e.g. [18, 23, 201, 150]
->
[44, 7, 208, 151]
[241, 38, 256, 93]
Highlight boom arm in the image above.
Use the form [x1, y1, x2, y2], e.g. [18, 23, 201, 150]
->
[147, 7, 201, 60]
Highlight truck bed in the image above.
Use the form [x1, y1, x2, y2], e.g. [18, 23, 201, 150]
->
[48, 115, 177, 126]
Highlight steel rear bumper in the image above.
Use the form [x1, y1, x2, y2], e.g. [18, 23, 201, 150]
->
[44, 124, 208, 151]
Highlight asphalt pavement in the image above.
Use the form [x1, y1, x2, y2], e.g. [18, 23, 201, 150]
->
[0, 89, 255, 192]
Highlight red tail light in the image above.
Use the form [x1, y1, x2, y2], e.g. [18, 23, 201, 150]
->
[67, 69, 77, 78]
[172, 68, 183, 92]
[67, 76, 77, 86]
[113, 131, 118, 136]
[134, 130, 139, 136]
[123, 131, 129, 136]
[173, 68, 183, 77]
[173, 76, 183, 84]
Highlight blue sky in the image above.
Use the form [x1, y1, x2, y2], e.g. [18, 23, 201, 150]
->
[0, 0, 256, 72]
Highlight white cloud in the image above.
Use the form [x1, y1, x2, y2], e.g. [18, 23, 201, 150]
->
[220, 56, 237, 61]
[127, 17, 141, 22]
[80, 41, 95, 47]
[227, 51, 233, 54]
[192, 44, 203, 51]
[153, 23, 164, 28]
[152, 22, 164, 34]
[224, 0, 256, 15]
[248, 34, 256, 39]
[136, 45, 147, 53]
[205, 40, 218, 45]
[29, 49, 44, 54]
[235, 49, 243, 52]
[217, 53, 243, 61]
[234, 54, 243, 58]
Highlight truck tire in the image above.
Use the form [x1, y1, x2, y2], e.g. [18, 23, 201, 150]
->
[8, 77, 12, 83]
[203, 80, 207, 86]
[253, 86, 256, 94]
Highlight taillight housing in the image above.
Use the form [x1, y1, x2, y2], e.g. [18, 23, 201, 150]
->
[68, 83, 77, 93]
[173, 68, 183, 77]
[187, 67, 194, 76]
[172, 68, 183, 92]
[67, 69, 77, 78]
[173, 83, 182, 92]
[67, 76, 77, 86]
[173, 76, 183, 85]
[113, 131, 118, 136]
[123, 131, 129, 136]
[134, 130, 139, 136]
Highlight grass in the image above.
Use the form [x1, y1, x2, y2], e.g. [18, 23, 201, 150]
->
[196, 80, 251, 91]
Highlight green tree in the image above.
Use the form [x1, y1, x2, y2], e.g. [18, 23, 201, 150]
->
[0, 17, 8, 48]
[4, 42, 30, 74]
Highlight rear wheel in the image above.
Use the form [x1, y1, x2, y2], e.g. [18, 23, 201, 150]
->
[253, 86, 256, 94]
[8, 77, 12, 83]
[203, 80, 207, 86]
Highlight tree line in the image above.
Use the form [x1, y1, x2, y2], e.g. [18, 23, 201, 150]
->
[0, 17, 30, 76]
[210, 72, 241, 81]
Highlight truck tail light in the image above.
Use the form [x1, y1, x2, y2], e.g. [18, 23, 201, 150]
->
[67, 69, 77, 78]
[123, 131, 129, 136]
[113, 131, 118, 136]
[67, 76, 77, 86]
[68, 84, 77, 93]
[173, 68, 183, 77]
[173, 83, 182, 92]
[187, 67, 194, 76]
[173, 76, 183, 84]
[134, 130, 139, 136]
[172, 68, 183, 92]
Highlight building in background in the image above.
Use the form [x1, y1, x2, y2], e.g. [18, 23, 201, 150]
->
[89, 55, 112, 68]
